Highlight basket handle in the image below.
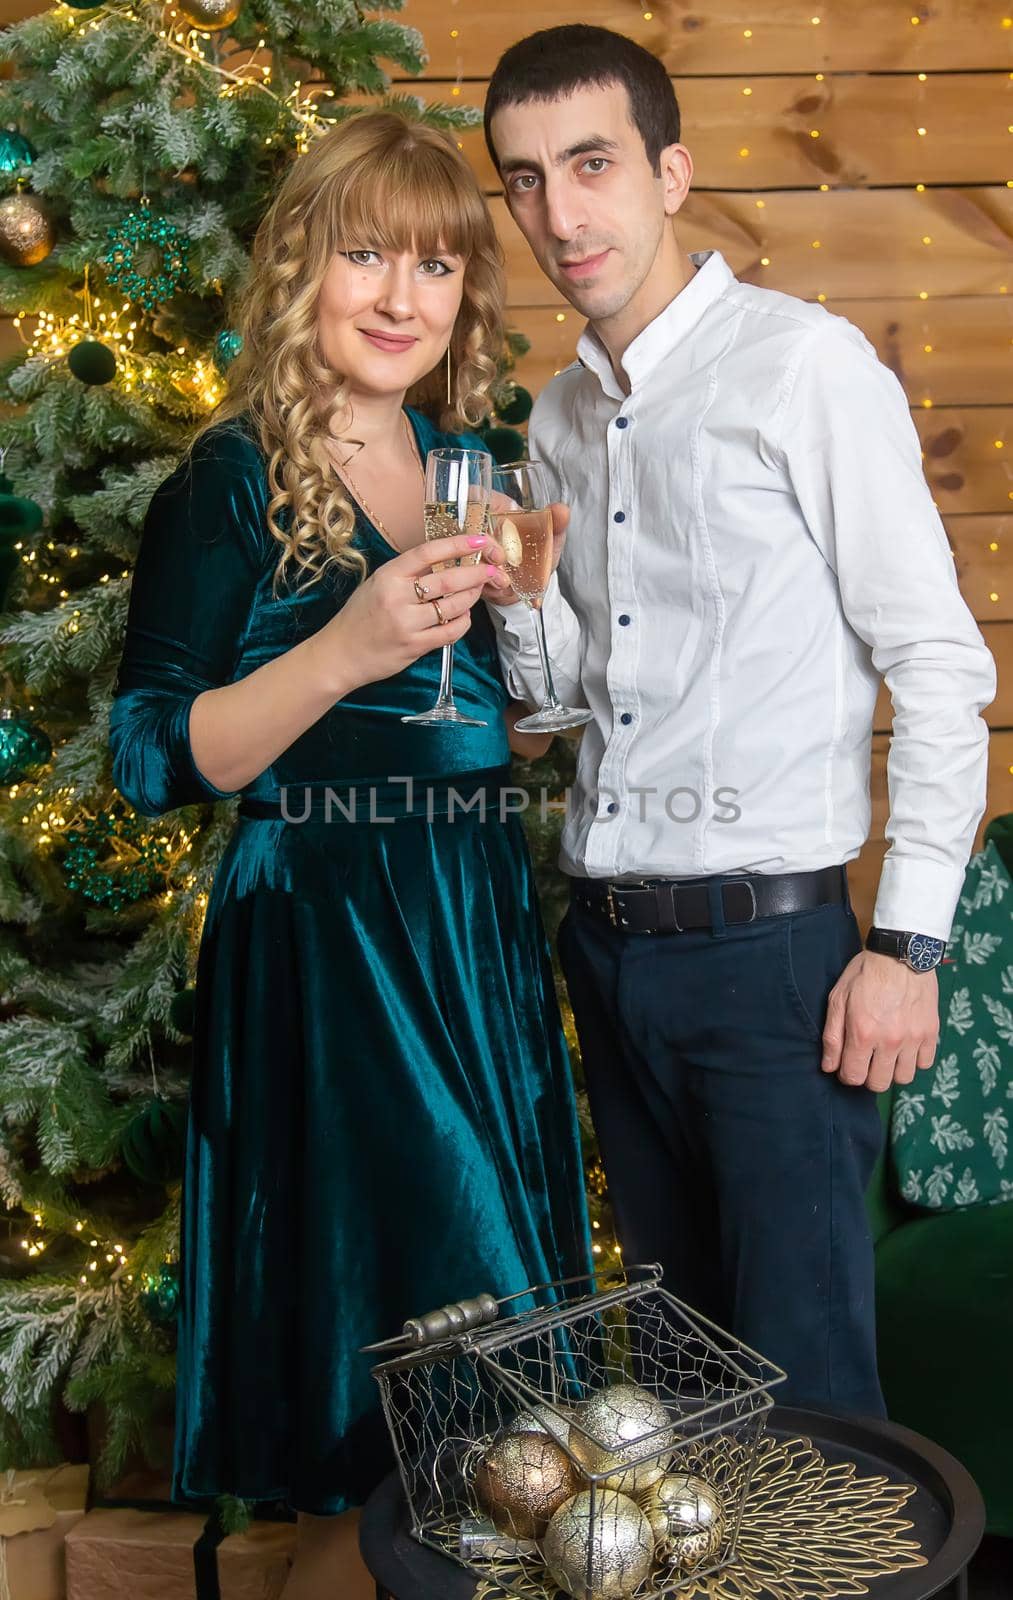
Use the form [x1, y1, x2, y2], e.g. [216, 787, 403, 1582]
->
[401, 1292, 500, 1348]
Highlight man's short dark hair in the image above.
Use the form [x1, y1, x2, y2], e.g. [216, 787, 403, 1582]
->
[484, 24, 681, 177]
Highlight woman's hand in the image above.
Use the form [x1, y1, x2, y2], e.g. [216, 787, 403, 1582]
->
[480, 501, 570, 608]
[310, 532, 511, 698]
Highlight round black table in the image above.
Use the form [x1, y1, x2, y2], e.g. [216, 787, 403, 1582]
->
[358, 1407, 985, 1600]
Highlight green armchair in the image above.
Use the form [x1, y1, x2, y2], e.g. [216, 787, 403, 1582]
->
[868, 1089, 1013, 1535]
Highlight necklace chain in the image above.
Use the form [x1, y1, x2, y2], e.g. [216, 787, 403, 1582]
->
[332, 412, 424, 552]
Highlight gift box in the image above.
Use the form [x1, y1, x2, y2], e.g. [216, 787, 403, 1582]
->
[0, 1463, 91, 1600]
[65, 1509, 295, 1600]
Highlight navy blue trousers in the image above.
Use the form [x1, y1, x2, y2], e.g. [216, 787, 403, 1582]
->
[558, 887, 887, 1418]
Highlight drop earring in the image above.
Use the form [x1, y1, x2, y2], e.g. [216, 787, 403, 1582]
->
[445, 344, 452, 407]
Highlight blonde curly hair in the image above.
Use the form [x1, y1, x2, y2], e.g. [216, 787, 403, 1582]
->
[196, 110, 505, 592]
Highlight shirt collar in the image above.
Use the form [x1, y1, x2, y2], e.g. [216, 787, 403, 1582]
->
[574, 248, 735, 399]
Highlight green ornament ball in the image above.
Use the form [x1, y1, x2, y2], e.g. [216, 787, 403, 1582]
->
[168, 986, 196, 1038]
[0, 710, 52, 783]
[212, 329, 243, 373]
[483, 425, 526, 466]
[0, 131, 35, 174]
[0, 480, 43, 540]
[121, 1097, 187, 1185]
[139, 1262, 180, 1327]
[63, 0, 105, 9]
[496, 383, 533, 426]
[68, 338, 116, 386]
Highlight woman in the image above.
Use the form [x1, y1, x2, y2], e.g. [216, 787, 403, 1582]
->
[109, 111, 592, 1594]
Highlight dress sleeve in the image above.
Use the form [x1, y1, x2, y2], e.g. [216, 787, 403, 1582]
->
[109, 423, 271, 818]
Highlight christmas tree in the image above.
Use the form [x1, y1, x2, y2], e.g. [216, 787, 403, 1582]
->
[0, 0, 516, 1493]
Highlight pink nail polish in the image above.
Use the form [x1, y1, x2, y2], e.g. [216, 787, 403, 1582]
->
[466, 534, 488, 547]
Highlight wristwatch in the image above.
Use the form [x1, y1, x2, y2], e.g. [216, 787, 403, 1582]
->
[865, 927, 946, 973]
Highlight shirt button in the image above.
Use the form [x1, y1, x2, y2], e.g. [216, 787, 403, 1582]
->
[620, 712, 633, 725]
[615, 417, 629, 429]
[613, 511, 625, 523]
[618, 613, 631, 626]
[607, 802, 618, 814]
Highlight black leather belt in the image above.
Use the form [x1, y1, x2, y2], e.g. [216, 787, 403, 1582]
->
[572, 865, 848, 934]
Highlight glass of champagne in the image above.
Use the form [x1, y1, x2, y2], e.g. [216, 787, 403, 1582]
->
[402, 446, 491, 727]
[490, 460, 593, 733]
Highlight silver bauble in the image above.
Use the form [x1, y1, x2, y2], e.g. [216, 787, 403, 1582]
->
[640, 1472, 724, 1571]
[501, 1400, 573, 1449]
[569, 1381, 675, 1494]
[473, 1431, 580, 1541]
[543, 1489, 655, 1600]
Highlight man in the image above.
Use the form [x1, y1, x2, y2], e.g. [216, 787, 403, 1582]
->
[480, 24, 996, 1414]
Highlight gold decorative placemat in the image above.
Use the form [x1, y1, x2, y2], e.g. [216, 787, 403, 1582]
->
[471, 1431, 927, 1600]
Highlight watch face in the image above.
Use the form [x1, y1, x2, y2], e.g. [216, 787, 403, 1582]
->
[904, 933, 946, 973]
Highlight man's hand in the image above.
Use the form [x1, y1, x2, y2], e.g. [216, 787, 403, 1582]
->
[821, 951, 939, 1091]
[480, 500, 570, 607]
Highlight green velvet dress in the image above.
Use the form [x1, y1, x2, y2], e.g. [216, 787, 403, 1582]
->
[108, 407, 592, 1515]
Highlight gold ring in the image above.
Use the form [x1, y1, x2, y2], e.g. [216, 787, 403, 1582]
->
[429, 597, 446, 626]
[413, 578, 430, 602]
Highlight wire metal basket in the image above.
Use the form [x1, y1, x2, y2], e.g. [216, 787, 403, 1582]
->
[364, 1263, 786, 1599]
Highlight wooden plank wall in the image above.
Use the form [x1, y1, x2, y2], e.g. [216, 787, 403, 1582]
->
[392, 0, 1013, 928]
[0, 0, 1008, 927]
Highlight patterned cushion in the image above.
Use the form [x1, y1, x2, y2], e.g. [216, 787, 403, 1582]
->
[890, 838, 1013, 1210]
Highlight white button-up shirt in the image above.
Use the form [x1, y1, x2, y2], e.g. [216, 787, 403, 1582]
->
[489, 248, 995, 941]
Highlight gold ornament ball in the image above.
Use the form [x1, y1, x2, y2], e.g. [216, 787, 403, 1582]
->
[473, 1432, 580, 1541]
[0, 192, 54, 267]
[543, 1488, 655, 1600]
[177, 0, 242, 29]
[641, 1472, 725, 1571]
[569, 1381, 675, 1494]
[501, 1400, 573, 1449]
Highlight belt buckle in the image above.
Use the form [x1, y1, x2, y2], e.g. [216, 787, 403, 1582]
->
[605, 885, 619, 928]
[723, 878, 758, 924]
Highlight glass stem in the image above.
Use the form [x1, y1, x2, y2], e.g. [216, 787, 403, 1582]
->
[436, 642, 456, 707]
[533, 604, 561, 711]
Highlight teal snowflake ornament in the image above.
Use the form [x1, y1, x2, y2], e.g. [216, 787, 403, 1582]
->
[101, 205, 189, 311]
[63, 806, 170, 908]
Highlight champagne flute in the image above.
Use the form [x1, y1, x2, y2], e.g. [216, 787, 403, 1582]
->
[402, 446, 491, 727]
[490, 461, 593, 733]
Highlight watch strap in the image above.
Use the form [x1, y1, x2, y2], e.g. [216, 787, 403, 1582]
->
[866, 927, 905, 959]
